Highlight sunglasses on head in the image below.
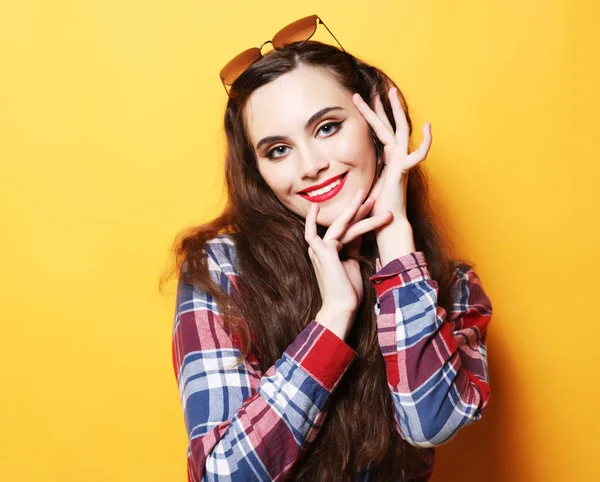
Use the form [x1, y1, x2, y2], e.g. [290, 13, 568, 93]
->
[219, 14, 346, 96]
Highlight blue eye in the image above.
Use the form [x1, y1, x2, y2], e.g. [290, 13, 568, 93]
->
[265, 121, 344, 160]
[265, 145, 290, 159]
[317, 121, 342, 136]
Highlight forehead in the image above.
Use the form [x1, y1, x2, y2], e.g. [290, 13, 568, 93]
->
[244, 66, 350, 144]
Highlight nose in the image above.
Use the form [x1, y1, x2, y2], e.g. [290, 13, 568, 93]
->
[300, 151, 330, 179]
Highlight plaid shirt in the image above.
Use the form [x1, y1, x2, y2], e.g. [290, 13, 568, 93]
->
[171, 234, 493, 481]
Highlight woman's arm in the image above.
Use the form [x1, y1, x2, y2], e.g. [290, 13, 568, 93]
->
[369, 251, 493, 448]
[172, 238, 357, 481]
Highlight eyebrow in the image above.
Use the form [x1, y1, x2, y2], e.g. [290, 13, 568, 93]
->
[255, 106, 346, 151]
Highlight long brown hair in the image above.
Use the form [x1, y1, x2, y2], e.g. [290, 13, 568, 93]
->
[160, 41, 474, 481]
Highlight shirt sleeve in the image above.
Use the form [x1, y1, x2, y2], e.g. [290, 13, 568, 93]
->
[171, 245, 358, 481]
[368, 251, 493, 448]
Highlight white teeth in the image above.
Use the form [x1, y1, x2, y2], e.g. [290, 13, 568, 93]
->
[306, 178, 342, 197]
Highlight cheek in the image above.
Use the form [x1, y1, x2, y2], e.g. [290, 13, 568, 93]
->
[258, 165, 294, 198]
[338, 124, 376, 169]
[335, 138, 358, 162]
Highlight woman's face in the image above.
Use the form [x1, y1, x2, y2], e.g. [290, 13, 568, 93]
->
[243, 65, 377, 226]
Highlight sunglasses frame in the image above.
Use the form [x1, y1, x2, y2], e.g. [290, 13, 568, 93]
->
[219, 15, 348, 96]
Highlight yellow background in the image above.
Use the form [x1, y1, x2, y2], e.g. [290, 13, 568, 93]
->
[1, 1, 598, 481]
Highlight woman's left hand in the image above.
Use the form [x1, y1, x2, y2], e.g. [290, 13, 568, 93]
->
[351, 87, 432, 222]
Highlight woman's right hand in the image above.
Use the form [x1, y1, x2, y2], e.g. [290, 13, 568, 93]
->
[304, 188, 394, 339]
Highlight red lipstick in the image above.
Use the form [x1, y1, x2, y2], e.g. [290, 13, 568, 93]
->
[298, 173, 348, 203]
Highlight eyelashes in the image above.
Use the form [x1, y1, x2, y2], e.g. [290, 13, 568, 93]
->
[264, 121, 344, 160]
[318, 121, 343, 136]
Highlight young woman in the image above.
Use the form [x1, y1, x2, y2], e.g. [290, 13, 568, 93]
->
[166, 15, 493, 482]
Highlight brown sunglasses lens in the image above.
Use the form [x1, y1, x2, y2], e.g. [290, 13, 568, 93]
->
[220, 47, 262, 85]
[272, 14, 318, 49]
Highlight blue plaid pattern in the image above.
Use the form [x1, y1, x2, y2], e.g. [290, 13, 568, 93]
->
[172, 235, 493, 480]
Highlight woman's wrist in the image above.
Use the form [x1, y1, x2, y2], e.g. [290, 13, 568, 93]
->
[315, 307, 355, 341]
[375, 217, 416, 266]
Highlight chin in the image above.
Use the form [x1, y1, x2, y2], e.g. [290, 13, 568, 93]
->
[315, 208, 343, 228]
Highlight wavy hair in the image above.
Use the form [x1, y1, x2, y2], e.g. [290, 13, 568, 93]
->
[161, 40, 473, 481]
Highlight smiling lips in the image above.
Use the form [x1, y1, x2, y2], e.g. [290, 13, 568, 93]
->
[298, 173, 348, 203]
